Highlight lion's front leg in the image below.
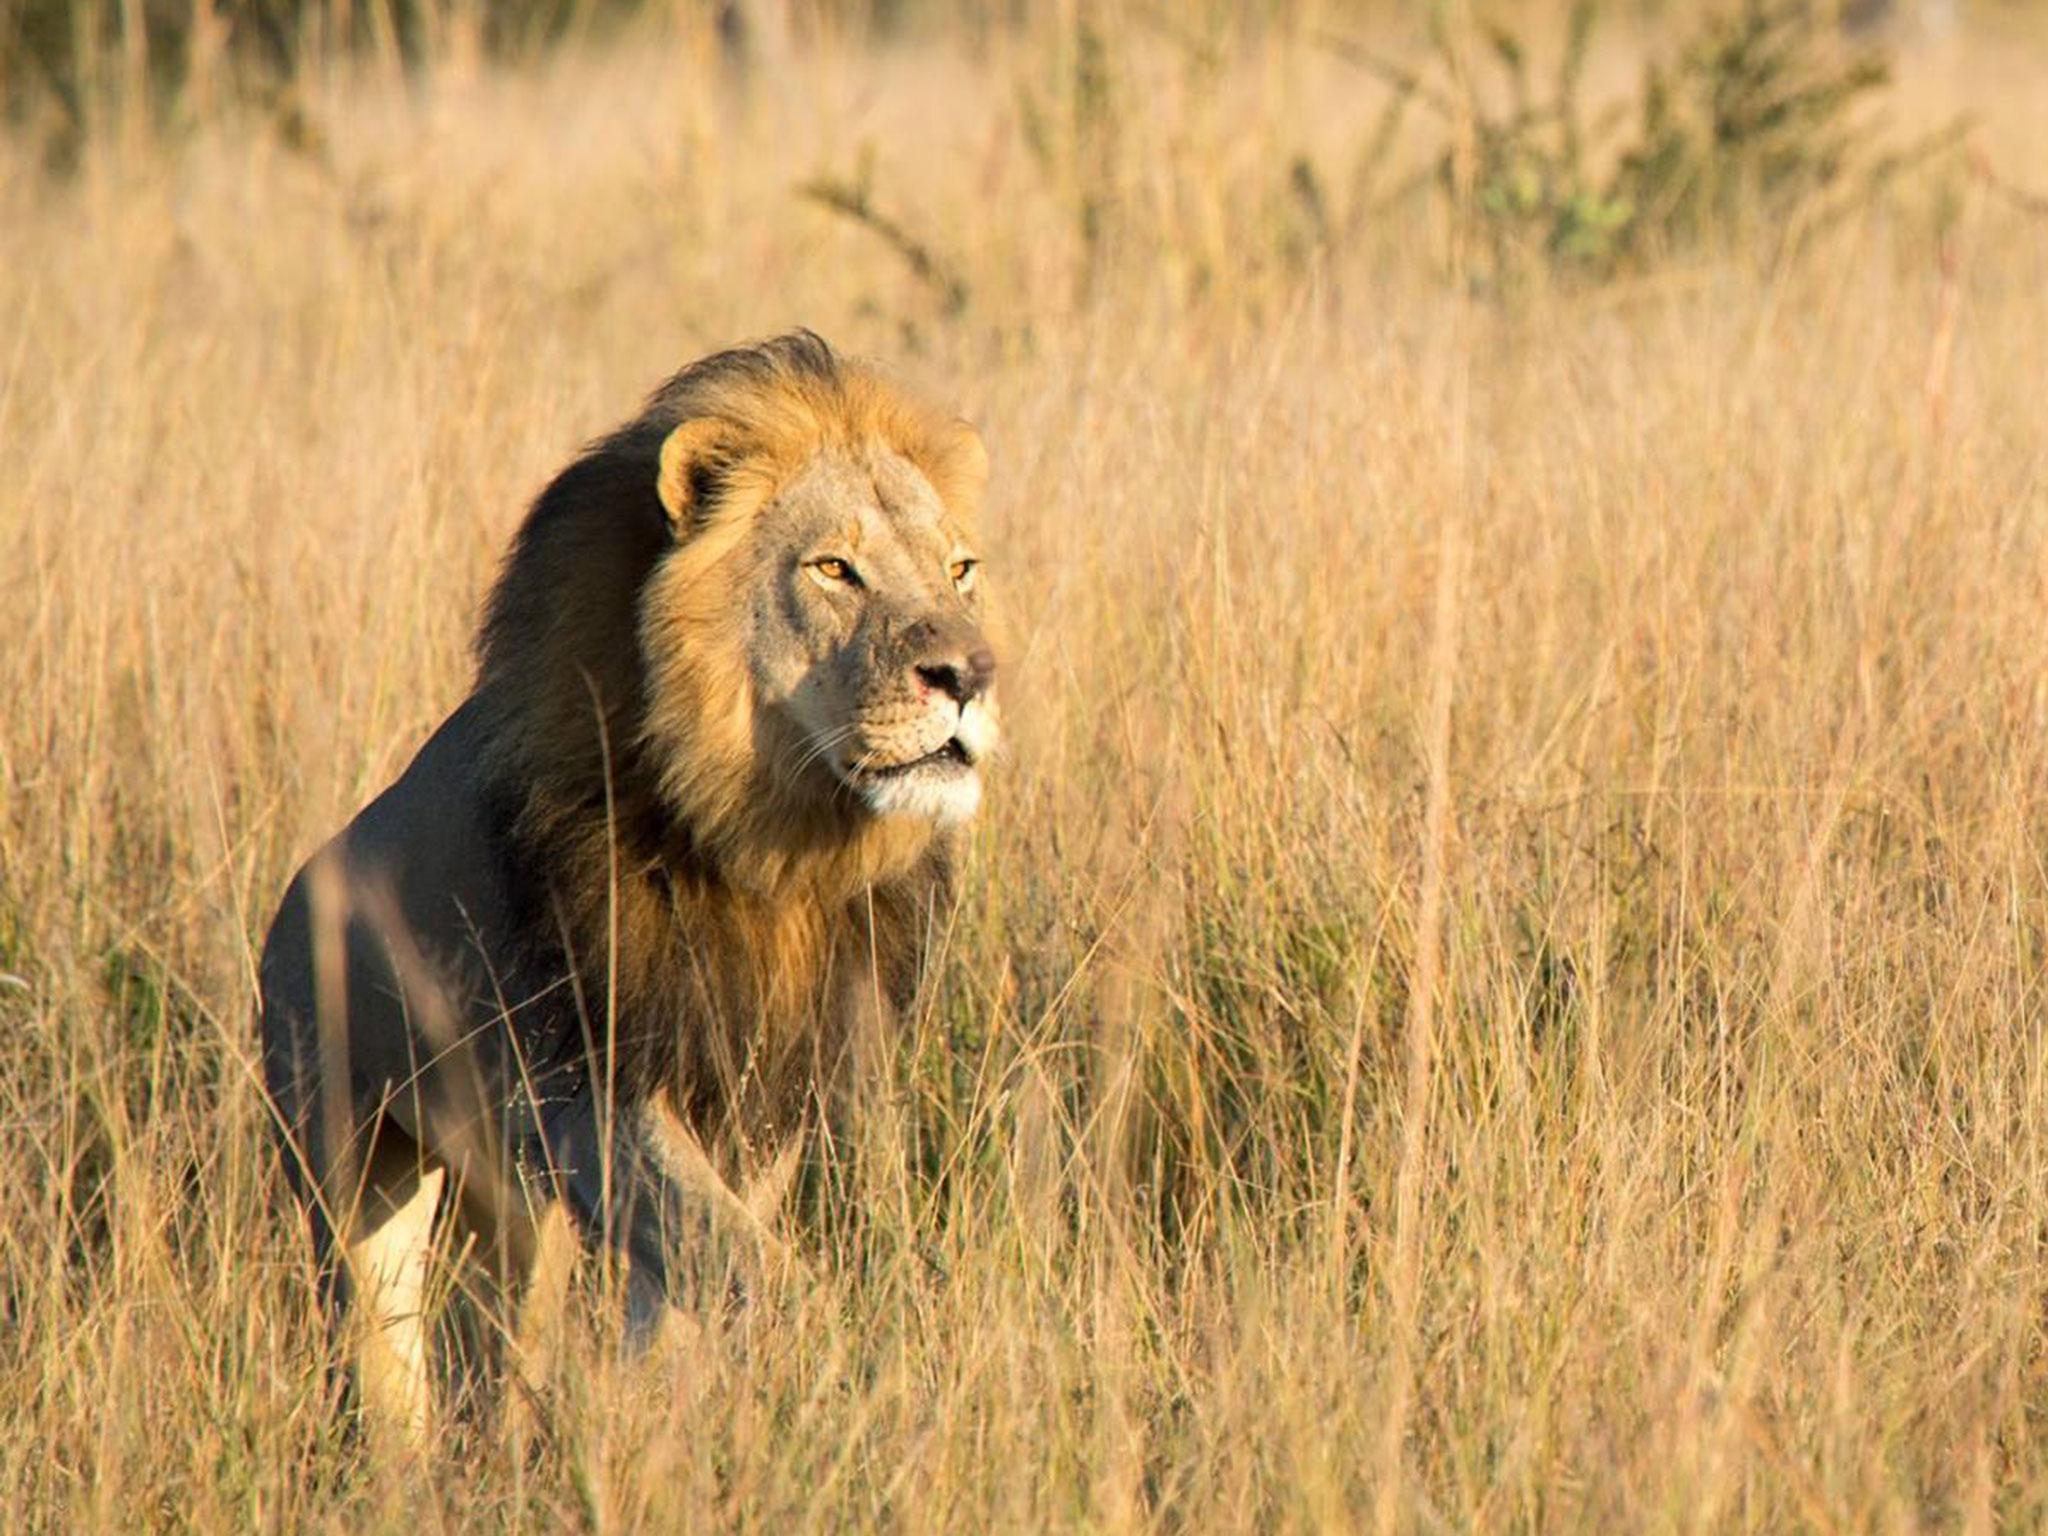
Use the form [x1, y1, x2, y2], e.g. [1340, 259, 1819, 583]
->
[543, 1091, 797, 1346]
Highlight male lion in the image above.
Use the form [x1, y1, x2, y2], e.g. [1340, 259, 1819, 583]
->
[258, 332, 997, 1434]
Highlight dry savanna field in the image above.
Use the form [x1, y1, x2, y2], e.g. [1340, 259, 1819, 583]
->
[5, 1, 2048, 1528]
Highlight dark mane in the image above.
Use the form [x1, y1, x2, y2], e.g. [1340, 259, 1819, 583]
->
[459, 331, 962, 1125]
[471, 331, 851, 837]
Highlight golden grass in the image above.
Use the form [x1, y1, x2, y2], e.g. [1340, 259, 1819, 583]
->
[6, 7, 2048, 1529]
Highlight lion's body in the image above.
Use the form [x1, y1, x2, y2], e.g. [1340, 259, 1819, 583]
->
[258, 333, 996, 1432]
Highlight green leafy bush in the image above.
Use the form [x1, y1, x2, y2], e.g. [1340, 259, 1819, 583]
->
[1327, 1, 1965, 285]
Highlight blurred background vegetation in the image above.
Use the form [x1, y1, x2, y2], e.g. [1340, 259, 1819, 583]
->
[0, 0, 2008, 283]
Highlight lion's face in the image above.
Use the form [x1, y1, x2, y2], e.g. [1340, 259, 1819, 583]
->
[743, 447, 998, 826]
[639, 429, 998, 847]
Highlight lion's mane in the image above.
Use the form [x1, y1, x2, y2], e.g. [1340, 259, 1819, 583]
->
[468, 332, 985, 1130]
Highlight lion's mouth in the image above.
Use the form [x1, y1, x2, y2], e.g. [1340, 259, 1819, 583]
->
[849, 737, 975, 781]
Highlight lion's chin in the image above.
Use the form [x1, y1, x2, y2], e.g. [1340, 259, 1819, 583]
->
[818, 699, 997, 828]
[847, 758, 984, 826]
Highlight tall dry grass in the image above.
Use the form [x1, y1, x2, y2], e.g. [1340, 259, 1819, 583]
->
[5, 5, 2048, 1529]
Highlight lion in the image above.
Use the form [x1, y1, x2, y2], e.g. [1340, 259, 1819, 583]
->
[257, 331, 997, 1435]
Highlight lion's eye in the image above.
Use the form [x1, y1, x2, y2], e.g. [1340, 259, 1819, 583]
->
[950, 558, 978, 589]
[809, 557, 859, 586]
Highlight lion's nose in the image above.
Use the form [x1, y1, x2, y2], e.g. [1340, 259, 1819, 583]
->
[914, 646, 997, 705]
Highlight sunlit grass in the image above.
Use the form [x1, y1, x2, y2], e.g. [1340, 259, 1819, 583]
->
[4, 6, 2048, 1529]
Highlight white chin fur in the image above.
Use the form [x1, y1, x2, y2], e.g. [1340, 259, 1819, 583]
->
[856, 768, 983, 826]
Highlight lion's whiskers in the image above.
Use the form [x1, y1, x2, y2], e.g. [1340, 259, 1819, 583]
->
[786, 723, 861, 781]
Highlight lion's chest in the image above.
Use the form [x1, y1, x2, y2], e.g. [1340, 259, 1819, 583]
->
[629, 888, 882, 1148]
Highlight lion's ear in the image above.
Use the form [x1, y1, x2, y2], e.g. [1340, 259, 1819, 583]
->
[657, 418, 739, 529]
[931, 420, 989, 511]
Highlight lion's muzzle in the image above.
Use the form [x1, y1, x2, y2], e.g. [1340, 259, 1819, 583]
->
[831, 614, 998, 825]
